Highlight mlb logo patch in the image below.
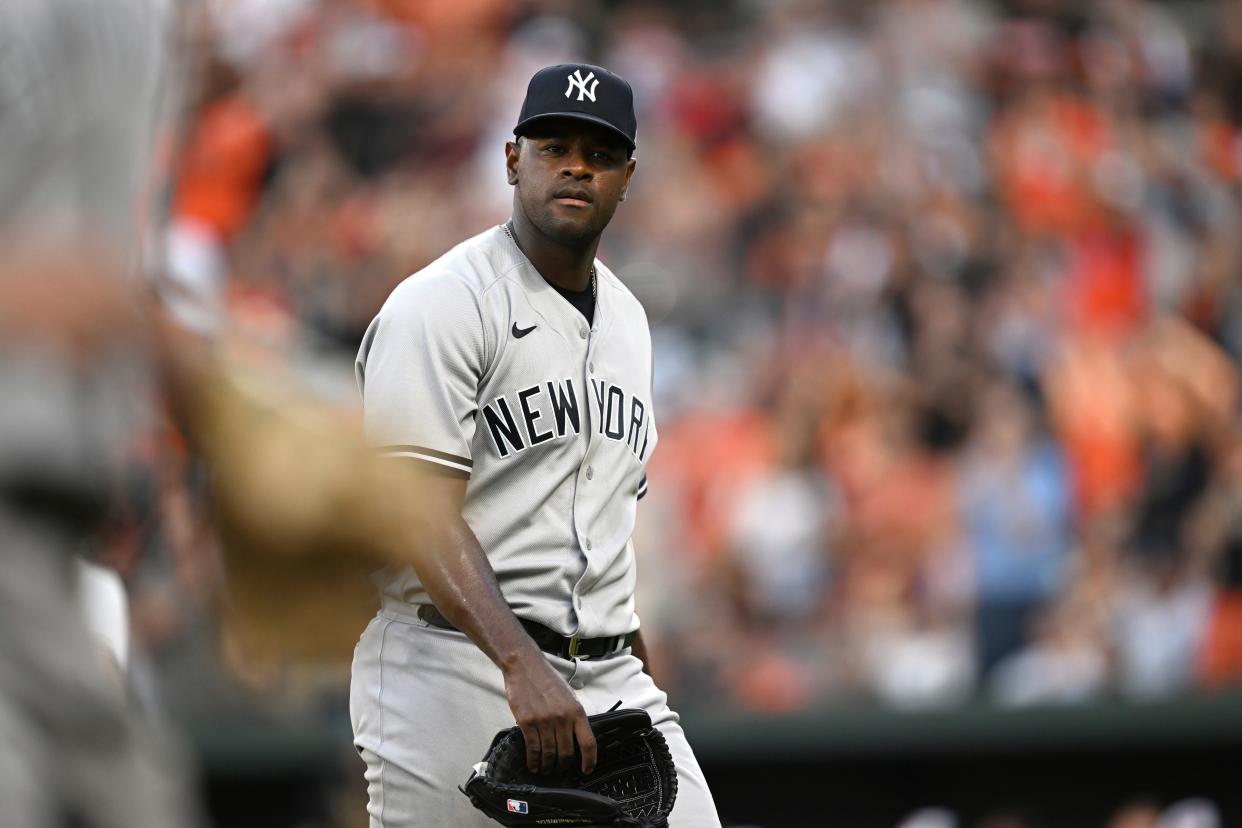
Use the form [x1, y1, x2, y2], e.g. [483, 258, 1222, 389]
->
[507, 799, 529, 814]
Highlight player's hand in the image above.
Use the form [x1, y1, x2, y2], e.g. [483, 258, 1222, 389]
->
[501, 652, 597, 776]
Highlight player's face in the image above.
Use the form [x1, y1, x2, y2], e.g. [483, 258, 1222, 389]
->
[506, 120, 636, 246]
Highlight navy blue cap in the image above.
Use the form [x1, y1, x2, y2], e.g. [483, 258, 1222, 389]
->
[514, 63, 637, 151]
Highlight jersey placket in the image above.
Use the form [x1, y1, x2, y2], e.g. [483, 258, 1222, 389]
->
[569, 279, 606, 634]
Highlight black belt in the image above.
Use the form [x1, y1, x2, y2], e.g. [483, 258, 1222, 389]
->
[416, 604, 636, 660]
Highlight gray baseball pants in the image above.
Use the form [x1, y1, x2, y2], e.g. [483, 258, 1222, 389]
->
[350, 601, 721, 827]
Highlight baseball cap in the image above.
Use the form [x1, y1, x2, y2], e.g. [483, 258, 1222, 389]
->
[514, 63, 636, 151]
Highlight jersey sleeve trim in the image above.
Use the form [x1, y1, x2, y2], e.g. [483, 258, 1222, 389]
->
[637, 474, 649, 500]
[378, 445, 472, 476]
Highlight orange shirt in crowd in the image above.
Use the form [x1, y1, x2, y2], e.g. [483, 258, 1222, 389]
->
[1062, 228, 1147, 340]
[174, 96, 273, 242]
[1200, 591, 1242, 687]
[649, 408, 775, 565]
[1044, 337, 1143, 518]
[991, 93, 1112, 237]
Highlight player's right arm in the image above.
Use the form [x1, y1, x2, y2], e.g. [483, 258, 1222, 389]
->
[357, 272, 596, 776]
[409, 473, 596, 776]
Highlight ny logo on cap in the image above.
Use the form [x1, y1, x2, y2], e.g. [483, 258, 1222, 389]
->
[565, 69, 599, 102]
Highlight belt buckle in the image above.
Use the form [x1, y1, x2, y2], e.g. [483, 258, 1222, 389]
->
[567, 634, 582, 659]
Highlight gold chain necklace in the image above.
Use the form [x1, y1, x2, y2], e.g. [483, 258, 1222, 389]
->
[502, 222, 597, 299]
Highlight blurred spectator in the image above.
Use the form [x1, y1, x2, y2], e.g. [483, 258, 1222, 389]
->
[1158, 799, 1222, 828]
[722, 408, 841, 629]
[899, 808, 959, 828]
[1110, 801, 1162, 828]
[960, 380, 1073, 676]
[1196, 434, 1242, 686]
[989, 600, 1110, 705]
[1113, 553, 1212, 698]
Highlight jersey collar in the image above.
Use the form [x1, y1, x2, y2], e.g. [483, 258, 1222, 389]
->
[496, 223, 610, 339]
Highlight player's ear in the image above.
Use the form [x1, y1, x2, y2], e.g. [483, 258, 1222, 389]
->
[505, 140, 520, 185]
[619, 157, 636, 201]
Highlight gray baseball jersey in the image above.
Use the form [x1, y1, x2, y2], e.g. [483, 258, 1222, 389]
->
[356, 224, 656, 639]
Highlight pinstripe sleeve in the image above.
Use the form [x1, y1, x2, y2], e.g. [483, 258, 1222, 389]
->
[0, 0, 171, 255]
[356, 270, 485, 478]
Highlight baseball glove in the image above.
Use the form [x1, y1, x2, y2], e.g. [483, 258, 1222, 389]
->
[461, 706, 678, 827]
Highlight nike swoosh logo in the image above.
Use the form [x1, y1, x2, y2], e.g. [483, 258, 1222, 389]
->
[512, 322, 537, 339]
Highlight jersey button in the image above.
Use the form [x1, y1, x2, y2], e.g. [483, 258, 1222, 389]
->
[586, 466, 594, 480]
[589, 362, 595, 372]
[579, 328, 588, 340]
[584, 538, 593, 551]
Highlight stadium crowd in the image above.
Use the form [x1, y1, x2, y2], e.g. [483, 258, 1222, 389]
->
[96, 0, 1242, 721]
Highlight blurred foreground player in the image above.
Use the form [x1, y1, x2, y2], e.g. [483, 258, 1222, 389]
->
[0, 0, 203, 825]
[0, 0, 449, 822]
[350, 64, 720, 826]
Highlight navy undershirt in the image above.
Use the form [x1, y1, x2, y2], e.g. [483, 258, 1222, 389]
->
[551, 281, 595, 324]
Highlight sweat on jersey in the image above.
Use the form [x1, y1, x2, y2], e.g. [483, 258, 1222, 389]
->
[356, 225, 656, 640]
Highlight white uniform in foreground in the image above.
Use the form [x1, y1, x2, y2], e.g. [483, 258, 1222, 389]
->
[351, 225, 720, 826]
[0, 1, 200, 826]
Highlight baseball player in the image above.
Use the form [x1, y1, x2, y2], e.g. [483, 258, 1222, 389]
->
[0, 0, 203, 825]
[350, 64, 721, 826]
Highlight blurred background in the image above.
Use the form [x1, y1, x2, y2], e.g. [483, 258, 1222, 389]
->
[79, 0, 1242, 826]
